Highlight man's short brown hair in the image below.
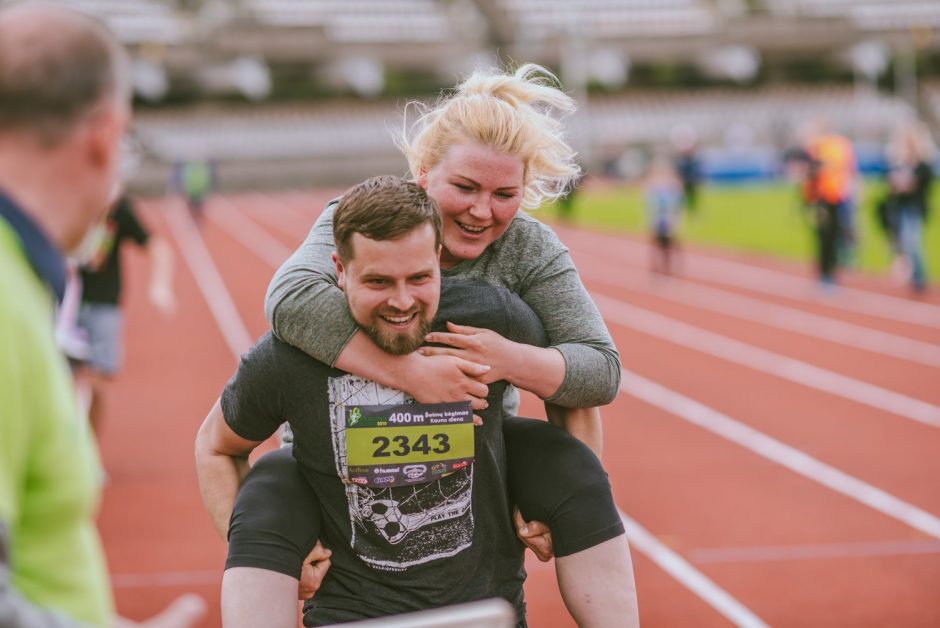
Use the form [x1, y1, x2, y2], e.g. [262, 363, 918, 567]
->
[333, 175, 442, 263]
[0, 2, 130, 146]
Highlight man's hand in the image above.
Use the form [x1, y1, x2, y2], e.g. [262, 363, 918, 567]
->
[298, 541, 332, 600]
[421, 323, 516, 385]
[403, 353, 491, 423]
[148, 280, 176, 316]
[336, 332, 491, 423]
[146, 236, 176, 316]
[513, 508, 553, 562]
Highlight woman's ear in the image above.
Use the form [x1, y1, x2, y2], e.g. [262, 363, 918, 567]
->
[416, 168, 428, 189]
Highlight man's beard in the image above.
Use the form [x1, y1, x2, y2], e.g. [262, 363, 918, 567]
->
[362, 313, 432, 356]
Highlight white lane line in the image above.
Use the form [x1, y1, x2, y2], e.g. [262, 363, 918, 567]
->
[579, 257, 940, 368]
[111, 570, 219, 588]
[619, 510, 769, 628]
[559, 228, 940, 329]
[682, 252, 940, 330]
[620, 369, 940, 540]
[163, 199, 252, 359]
[209, 197, 295, 267]
[594, 294, 940, 429]
[687, 539, 940, 565]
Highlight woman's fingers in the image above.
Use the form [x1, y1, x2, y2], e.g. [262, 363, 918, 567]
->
[424, 331, 474, 348]
[417, 345, 456, 357]
[445, 321, 485, 334]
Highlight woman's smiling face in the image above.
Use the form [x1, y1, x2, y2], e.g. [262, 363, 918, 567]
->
[418, 141, 525, 268]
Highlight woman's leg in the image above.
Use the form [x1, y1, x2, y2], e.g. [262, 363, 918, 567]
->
[223, 448, 322, 628]
[222, 569, 298, 628]
[504, 416, 638, 628]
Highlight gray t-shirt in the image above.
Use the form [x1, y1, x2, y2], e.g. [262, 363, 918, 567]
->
[225, 278, 546, 625]
[264, 202, 620, 409]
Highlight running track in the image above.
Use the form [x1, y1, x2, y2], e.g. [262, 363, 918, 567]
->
[97, 191, 940, 627]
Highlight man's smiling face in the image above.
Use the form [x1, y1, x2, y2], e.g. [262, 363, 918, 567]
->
[335, 223, 441, 355]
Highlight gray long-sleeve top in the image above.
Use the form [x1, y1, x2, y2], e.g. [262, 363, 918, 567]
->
[264, 203, 620, 408]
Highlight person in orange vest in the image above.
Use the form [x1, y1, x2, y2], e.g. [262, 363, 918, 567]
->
[803, 121, 859, 288]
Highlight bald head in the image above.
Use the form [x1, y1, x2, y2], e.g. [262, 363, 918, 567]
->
[0, 2, 130, 146]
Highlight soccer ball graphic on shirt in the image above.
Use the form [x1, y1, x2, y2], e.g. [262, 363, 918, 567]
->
[361, 499, 407, 544]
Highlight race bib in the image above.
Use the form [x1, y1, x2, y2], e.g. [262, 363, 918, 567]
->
[345, 401, 474, 487]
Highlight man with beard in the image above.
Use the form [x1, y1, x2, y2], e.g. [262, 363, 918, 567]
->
[196, 175, 553, 626]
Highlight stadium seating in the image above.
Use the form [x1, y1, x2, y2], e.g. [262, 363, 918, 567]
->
[245, 0, 474, 43]
[57, 0, 187, 44]
[587, 84, 912, 148]
[497, 0, 717, 38]
[129, 83, 915, 191]
[762, 0, 940, 30]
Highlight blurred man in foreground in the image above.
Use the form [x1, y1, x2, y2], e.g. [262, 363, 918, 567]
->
[0, 3, 202, 625]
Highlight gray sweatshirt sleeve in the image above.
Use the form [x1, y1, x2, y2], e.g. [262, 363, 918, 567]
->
[501, 219, 621, 407]
[0, 523, 89, 628]
[263, 202, 358, 366]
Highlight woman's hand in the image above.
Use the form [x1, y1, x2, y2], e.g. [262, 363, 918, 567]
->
[421, 322, 566, 399]
[421, 322, 518, 385]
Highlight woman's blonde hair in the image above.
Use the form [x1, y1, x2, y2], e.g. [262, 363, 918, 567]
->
[397, 63, 581, 210]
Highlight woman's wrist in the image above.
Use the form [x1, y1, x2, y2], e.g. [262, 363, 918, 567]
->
[336, 331, 417, 394]
[504, 344, 565, 399]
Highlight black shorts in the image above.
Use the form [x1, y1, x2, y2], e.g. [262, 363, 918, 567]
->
[226, 417, 624, 579]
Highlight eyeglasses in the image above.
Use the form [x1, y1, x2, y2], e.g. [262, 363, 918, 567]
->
[118, 133, 144, 181]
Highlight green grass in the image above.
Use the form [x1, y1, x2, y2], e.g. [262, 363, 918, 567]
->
[536, 181, 940, 284]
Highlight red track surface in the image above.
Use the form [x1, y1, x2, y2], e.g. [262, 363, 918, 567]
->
[97, 192, 940, 627]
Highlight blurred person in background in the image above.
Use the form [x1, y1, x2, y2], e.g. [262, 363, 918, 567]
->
[670, 123, 703, 215]
[171, 156, 215, 225]
[802, 119, 858, 290]
[259, 64, 638, 627]
[880, 119, 934, 294]
[71, 192, 176, 439]
[644, 153, 685, 275]
[556, 161, 584, 223]
[0, 3, 203, 625]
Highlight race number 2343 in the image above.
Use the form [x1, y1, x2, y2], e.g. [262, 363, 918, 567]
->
[344, 401, 474, 487]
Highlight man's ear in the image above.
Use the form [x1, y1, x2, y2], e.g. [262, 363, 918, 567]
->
[84, 103, 126, 173]
[416, 168, 428, 189]
[436, 244, 442, 261]
[332, 251, 345, 289]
